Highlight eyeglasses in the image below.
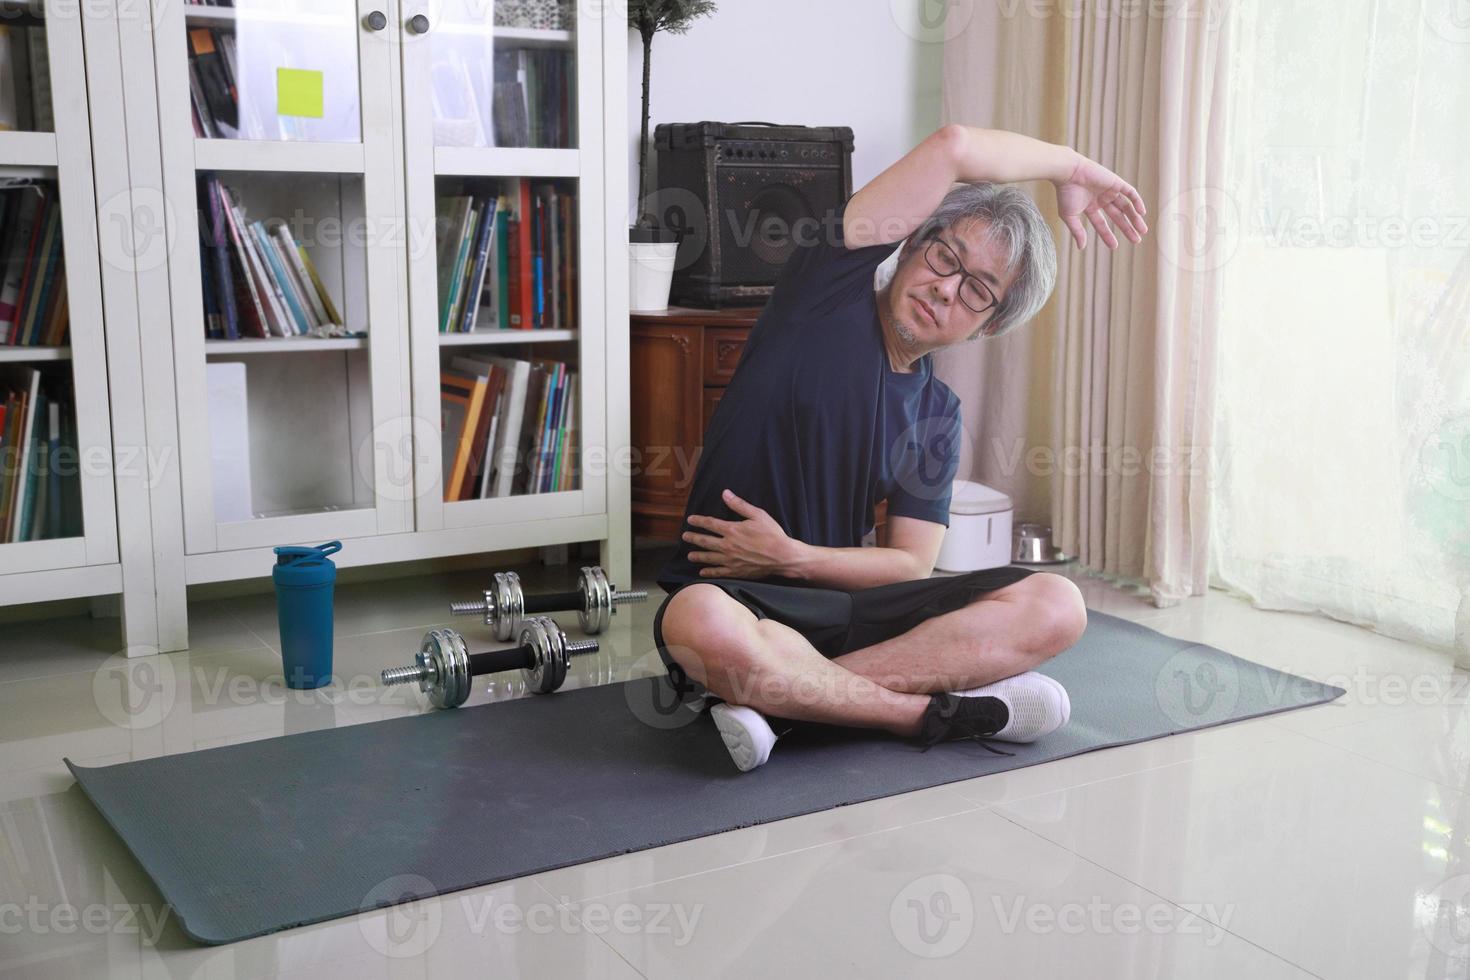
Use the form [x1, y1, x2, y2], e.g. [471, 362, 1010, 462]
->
[923, 237, 999, 315]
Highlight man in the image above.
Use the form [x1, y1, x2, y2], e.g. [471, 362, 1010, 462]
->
[652, 124, 1149, 771]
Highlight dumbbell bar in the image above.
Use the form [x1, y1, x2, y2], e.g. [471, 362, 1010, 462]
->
[380, 618, 599, 709]
[450, 564, 647, 640]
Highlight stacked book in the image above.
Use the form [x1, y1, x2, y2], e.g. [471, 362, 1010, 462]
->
[435, 181, 575, 333]
[198, 175, 344, 339]
[185, 24, 243, 138]
[0, 185, 68, 348]
[0, 368, 81, 543]
[440, 353, 577, 501]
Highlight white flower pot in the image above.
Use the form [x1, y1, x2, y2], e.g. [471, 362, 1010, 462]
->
[629, 240, 678, 312]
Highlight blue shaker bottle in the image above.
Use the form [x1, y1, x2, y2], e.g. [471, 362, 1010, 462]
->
[272, 541, 342, 690]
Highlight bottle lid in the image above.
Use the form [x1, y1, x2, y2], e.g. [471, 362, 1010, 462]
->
[273, 541, 343, 568]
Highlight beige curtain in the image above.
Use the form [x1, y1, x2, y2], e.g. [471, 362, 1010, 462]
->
[937, 1, 1232, 607]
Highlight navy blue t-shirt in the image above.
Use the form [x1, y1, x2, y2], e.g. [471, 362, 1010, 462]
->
[655, 201, 962, 594]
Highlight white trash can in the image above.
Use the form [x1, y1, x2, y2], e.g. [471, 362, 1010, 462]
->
[935, 479, 1013, 572]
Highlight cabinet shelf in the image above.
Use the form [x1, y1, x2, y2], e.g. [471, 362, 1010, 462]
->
[434, 146, 578, 178]
[195, 138, 366, 174]
[435, 25, 574, 48]
[0, 345, 70, 362]
[439, 329, 576, 347]
[0, 132, 57, 168]
[204, 337, 367, 355]
[247, 503, 361, 520]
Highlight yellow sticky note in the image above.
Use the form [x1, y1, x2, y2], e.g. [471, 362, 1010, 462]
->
[277, 68, 324, 118]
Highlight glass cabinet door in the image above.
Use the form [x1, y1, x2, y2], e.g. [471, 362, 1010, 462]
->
[0, 1, 119, 576]
[426, 0, 578, 151]
[183, 0, 362, 143]
[155, 0, 412, 559]
[400, 0, 604, 534]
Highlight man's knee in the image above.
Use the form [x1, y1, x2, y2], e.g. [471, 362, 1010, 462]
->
[1023, 573, 1088, 657]
[660, 583, 759, 675]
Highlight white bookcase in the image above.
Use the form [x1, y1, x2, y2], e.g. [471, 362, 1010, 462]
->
[0, 0, 630, 654]
[0, 1, 157, 644]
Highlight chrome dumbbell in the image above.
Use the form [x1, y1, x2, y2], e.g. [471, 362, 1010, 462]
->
[380, 618, 599, 709]
[449, 564, 647, 640]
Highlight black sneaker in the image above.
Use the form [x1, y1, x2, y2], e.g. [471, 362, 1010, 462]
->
[916, 692, 1016, 756]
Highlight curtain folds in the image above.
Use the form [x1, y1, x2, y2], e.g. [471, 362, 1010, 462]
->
[940, 2, 1233, 607]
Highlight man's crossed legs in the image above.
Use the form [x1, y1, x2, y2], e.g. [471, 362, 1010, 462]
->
[653, 566, 1089, 770]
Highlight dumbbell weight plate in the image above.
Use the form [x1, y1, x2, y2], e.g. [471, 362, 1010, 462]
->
[491, 571, 524, 642]
[417, 628, 472, 709]
[520, 616, 568, 695]
[577, 565, 612, 634]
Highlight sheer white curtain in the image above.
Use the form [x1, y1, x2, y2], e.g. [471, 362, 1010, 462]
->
[1210, 0, 1470, 651]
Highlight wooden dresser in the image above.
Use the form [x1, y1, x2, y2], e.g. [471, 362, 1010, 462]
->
[630, 305, 758, 540]
[630, 304, 889, 544]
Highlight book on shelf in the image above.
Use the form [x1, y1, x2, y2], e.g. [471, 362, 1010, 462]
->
[198, 174, 343, 340]
[490, 47, 573, 149]
[434, 181, 575, 333]
[440, 369, 488, 502]
[438, 353, 577, 502]
[427, 44, 573, 150]
[188, 27, 239, 138]
[0, 367, 81, 544]
[0, 184, 69, 348]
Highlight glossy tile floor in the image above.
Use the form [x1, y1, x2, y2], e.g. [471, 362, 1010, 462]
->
[3, 541, 1467, 979]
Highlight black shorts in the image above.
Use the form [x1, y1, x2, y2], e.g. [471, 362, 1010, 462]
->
[651, 565, 1041, 698]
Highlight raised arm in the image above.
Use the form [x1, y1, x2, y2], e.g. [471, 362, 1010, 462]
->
[842, 125, 1148, 251]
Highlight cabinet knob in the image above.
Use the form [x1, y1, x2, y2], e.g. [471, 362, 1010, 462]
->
[407, 13, 431, 34]
[363, 10, 387, 30]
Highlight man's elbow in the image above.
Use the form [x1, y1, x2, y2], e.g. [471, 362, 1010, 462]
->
[895, 549, 934, 583]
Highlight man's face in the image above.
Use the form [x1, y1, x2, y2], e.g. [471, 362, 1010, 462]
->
[887, 217, 1019, 347]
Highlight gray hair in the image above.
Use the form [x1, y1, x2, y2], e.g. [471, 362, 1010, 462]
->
[901, 182, 1057, 340]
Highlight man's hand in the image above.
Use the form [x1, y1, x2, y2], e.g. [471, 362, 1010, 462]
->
[1054, 155, 1149, 250]
[683, 489, 800, 580]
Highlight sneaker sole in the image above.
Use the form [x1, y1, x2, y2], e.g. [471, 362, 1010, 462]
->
[711, 704, 766, 772]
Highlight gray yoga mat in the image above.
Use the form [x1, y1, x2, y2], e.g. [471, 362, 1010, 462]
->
[66, 610, 1344, 945]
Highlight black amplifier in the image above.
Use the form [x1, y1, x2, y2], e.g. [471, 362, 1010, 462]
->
[652, 121, 854, 308]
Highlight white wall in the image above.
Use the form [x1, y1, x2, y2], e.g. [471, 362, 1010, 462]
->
[624, 0, 944, 225]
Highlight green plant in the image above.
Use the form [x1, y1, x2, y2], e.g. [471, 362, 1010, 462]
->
[628, 0, 717, 231]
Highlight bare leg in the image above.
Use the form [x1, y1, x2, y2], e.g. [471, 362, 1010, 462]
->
[659, 584, 931, 737]
[831, 573, 1088, 694]
[659, 573, 1087, 736]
